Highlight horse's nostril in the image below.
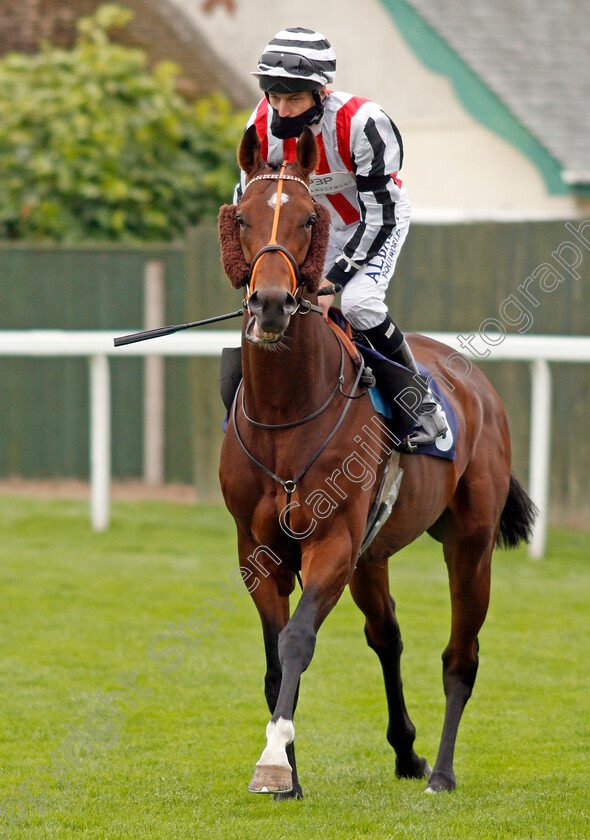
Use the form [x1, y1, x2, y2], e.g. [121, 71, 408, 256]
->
[248, 290, 263, 315]
[283, 293, 298, 316]
[249, 288, 296, 320]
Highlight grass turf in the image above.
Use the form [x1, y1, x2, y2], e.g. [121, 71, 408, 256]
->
[0, 495, 588, 839]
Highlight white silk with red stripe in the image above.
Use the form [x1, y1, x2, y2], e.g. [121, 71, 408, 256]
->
[239, 90, 405, 282]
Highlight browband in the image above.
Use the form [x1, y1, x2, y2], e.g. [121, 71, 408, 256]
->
[242, 172, 312, 196]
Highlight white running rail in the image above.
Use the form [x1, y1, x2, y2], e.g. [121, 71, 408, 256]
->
[1, 330, 589, 557]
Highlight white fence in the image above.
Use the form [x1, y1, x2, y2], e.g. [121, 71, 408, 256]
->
[1, 330, 590, 558]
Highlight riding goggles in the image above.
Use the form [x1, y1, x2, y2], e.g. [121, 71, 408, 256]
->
[257, 51, 319, 77]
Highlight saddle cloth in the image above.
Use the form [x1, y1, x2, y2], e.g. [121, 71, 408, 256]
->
[355, 342, 458, 461]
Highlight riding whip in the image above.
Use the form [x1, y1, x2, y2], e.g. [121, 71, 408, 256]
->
[113, 284, 341, 347]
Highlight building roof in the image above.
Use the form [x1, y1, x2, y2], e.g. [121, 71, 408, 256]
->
[404, 0, 590, 184]
[0, 0, 252, 108]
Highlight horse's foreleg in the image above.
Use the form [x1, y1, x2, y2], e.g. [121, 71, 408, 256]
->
[259, 607, 304, 800]
[249, 540, 351, 795]
[234, 531, 303, 798]
[427, 534, 492, 793]
[248, 592, 321, 795]
[349, 562, 430, 780]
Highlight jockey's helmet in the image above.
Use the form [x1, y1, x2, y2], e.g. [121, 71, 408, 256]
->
[252, 27, 336, 93]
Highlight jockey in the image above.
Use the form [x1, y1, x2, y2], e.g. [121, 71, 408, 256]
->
[238, 26, 447, 450]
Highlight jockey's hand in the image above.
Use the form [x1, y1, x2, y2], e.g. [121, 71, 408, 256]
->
[318, 278, 335, 322]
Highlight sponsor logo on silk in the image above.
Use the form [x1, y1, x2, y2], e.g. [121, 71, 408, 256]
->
[310, 171, 357, 196]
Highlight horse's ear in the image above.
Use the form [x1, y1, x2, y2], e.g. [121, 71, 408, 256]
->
[300, 202, 331, 292]
[218, 204, 250, 288]
[238, 125, 262, 177]
[296, 126, 319, 178]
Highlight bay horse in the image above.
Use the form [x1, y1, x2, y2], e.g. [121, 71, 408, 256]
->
[218, 125, 535, 799]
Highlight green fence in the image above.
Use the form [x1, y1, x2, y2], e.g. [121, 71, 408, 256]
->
[0, 242, 188, 480]
[0, 221, 588, 521]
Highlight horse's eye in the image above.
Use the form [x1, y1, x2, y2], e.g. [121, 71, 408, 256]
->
[305, 214, 316, 229]
[236, 213, 247, 229]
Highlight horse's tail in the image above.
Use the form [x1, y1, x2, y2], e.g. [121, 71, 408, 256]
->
[496, 472, 538, 549]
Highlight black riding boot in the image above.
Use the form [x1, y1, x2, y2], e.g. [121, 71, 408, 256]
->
[362, 316, 448, 450]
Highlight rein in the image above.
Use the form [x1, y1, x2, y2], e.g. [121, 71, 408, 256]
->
[231, 330, 365, 499]
[240, 332, 346, 430]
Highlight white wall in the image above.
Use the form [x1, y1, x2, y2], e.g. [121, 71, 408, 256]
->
[166, 0, 577, 219]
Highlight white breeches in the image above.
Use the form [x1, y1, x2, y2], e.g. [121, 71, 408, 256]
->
[323, 187, 411, 331]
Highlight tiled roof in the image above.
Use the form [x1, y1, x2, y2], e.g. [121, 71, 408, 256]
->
[404, 0, 590, 183]
[0, 0, 253, 108]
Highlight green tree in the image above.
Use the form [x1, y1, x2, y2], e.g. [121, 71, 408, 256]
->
[0, 4, 246, 241]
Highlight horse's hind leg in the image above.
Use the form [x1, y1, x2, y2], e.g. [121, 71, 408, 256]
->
[349, 562, 430, 780]
[427, 527, 493, 793]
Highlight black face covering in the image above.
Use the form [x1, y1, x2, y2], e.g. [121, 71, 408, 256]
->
[268, 93, 325, 139]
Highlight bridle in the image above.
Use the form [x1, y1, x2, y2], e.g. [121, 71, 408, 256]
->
[242, 161, 312, 309]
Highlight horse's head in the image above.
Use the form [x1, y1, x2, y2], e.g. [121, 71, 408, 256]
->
[218, 125, 330, 345]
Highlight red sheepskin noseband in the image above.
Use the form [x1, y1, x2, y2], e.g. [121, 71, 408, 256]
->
[218, 201, 331, 293]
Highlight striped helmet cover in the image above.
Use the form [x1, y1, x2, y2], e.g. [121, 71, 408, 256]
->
[252, 27, 336, 87]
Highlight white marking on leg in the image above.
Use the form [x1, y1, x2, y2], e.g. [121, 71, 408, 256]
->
[256, 717, 294, 770]
[268, 193, 289, 209]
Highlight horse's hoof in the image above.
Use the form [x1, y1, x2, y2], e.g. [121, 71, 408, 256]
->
[396, 755, 432, 780]
[425, 771, 456, 794]
[248, 764, 293, 794]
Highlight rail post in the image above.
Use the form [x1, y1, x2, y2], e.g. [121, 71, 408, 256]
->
[143, 261, 166, 485]
[89, 354, 111, 531]
[528, 359, 552, 558]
